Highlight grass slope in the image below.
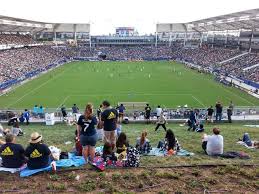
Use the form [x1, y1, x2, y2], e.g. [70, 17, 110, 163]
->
[0, 61, 258, 109]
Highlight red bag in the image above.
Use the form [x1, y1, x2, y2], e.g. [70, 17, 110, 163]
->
[75, 137, 83, 156]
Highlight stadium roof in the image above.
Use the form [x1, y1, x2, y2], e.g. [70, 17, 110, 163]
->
[157, 8, 259, 33]
[0, 15, 90, 33]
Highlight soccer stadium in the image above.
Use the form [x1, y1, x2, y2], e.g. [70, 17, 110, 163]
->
[0, 2, 259, 193]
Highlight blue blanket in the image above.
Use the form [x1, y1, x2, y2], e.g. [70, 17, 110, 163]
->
[142, 148, 194, 156]
[20, 155, 86, 177]
[95, 146, 194, 157]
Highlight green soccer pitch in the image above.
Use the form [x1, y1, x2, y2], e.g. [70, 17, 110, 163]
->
[0, 61, 258, 109]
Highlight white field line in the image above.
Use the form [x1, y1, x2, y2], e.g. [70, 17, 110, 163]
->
[191, 95, 206, 108]
[221, 87, 255, 106]
[69, 93, 192, 97]
[6, 66, 72, 108]
[57, 95, 71, 110]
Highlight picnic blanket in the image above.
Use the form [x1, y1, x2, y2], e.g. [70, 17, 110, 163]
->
[144, 148, 194, 157]
[95, 146, 194, 157]
[236, 141, 255, 149]
[244, 125, 259, 128]
[20, 155, 86, 177]
[0, 165, 26, 174]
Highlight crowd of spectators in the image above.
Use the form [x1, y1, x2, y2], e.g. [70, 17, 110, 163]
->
[1, 40, 259, 85]
[171, 46, 241, 68]
[215, 53, 259, 82]
[0, 46, 64, 83]
[0, 34, 37, 45]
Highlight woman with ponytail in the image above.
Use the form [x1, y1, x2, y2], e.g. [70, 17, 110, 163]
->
[136, 130, 151, 154]
[77, 103, 98, 163]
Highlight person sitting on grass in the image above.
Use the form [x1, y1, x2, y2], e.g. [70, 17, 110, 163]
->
[11, 122, 23, 136]
[157, 129, 181, 153]
[136, 130, 151, 154]
[202, 128, 223, 156]
[25, 132, 52, 169]
[0, 134, 26, 168]
[116, 132, 129, 154]
[239, 133, 259, 148]
[77, 103, 98, 163]
[195, 124, 205, 133]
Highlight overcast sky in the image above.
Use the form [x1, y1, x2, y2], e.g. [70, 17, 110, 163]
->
[1, 0, 259, 35]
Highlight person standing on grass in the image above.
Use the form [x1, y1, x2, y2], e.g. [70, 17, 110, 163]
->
[77, 103, 98, 163]
[117, 104, 126, 123]
[100, 100, 118, 151]
[155, 112, 167, 132]
[188, 109, 196, 131]
[97, 104, 103, 121]
[23, 109, 30, 125]
[227, 106, 233, 123]
[61, 105, 67, 120]
[144, 104, 151, 124]
[215, 102, 223, 123]
[156, 105, 162, 119]
[207, 106, 214, 123]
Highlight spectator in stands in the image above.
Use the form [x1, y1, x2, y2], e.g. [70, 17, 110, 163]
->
[144, 104, 151, 124]
[77, 103, 98, 163]
[202, 128, 223, 156]
[136, 130, 151, 154]
[157, 129, 181, 152]
[0, 134, 25, 168]
[116, 132, 129, 154]
[100, 100, 118, 151]
[215, 102, 223, 123]
[7, 112, 18, 126]
[117, 104, 126, 123]
[155, 112, 167, 132]
[207, 106, 214, 123]
[25, 132, 52, 169]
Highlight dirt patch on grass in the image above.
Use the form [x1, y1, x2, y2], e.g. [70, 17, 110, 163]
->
[0, 165, 258, 193]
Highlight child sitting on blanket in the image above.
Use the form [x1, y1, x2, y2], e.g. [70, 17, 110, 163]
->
[0, 134, 26, 168]
[116, 132, 129, 154]
[157, 129, 181, 154]
[136, 130, 152, 154]
[102, 142, 117, 162]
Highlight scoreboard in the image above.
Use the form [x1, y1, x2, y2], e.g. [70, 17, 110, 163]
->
[116, 27, 135, 37]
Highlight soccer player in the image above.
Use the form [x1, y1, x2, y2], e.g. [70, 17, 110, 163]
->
[144, 104, 151, 124]
[100, 100, 118, 151]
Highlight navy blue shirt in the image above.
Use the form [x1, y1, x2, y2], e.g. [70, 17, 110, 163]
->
[77, 115, 97, 136]
[118, 105, 125, 113]
[0, 143, 25, 168]
[25, 143, 51, 169]
[101, 108, 118, 131]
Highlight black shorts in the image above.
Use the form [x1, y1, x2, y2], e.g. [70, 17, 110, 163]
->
[145, 114, 150, 119]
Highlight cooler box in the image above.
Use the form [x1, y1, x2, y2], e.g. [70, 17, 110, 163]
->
[45, 113, 55, 125]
